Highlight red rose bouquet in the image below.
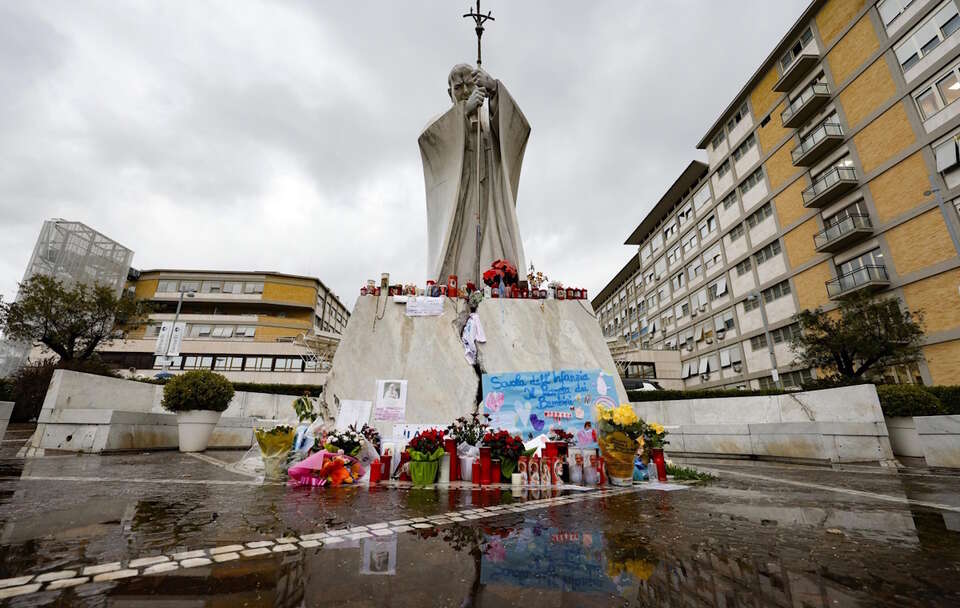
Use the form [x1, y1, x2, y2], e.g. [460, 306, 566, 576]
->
[482, 259, 519, 287]
[406, 428, 446, 486]
[482, 429, 525, 478]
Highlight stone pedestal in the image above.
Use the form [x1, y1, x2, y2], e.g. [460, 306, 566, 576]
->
[322, 296, 627, 436]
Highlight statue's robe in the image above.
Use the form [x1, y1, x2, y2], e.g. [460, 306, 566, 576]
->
[418, 83, 530, 285]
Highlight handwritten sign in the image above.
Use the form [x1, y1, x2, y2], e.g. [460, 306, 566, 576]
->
[405, 296, 444, 317]
[481, 369, 618, 449]
[374, 379, 407, 422]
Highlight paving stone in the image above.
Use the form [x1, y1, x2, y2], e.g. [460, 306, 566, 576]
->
[348, 532, 372, 540]
[209, 545, 244, 555]
[345, 526, 368, 533]
[272, 544, 298, 553]
[240, 548, 271, 558]
[179, 558, 212, 569]
[245, 541, 274, 549]
[388, 519, 412, 526]
[300, 533, 329, 541]
[321, 537, 344, 545]
[409, 517, 429, 522]
[299, 540, 322, 548]
[390, 525, 413, 533]
[275, 537, 300, 544]
[212, 552, 240, 563]
[92, 569, 138, 582]
[0, 576, 33, 589]
[35, 570, 77, 583]
[326, 529, 349, 536]
[412, 523, 433, 529]
[370, 528, 395, 537]
[128, 556, 169, 568]
[172, 550, 206, 560]
[0, 584, 41, 599]
[46, 577, 89, 590]
[367, 522, 389, 529]
[82, 563, 121, 576]
[143, 563, 180, 575]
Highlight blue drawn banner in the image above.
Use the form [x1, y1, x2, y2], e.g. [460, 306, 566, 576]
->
[481, 369, 619, 449]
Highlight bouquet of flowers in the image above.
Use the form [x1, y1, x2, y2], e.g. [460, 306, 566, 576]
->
[406, 428, 446, 485]
[324, 428, 364, 457]
[595, 403, 645, 440]
[287, 450, 365, 487]
[446, 412, 490, 448]
[482, 429, 525, 478]
[548, 427, 575, 444]
[482, 259, 519, 287]
[407, 428, 445, 461]
[596, 404, 646, 486]
[526, 264, 548, 290]
[355, 423, 382, 454]
[642, 421, 669, 450]
[254, 423, 297, 480]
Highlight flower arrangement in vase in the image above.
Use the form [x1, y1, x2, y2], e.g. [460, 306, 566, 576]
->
[482, 429, 525, 479]
[406, 428, 446, 485]
[642, 421, 670, 482]
[596, 403, 645, 486]
[324, 428, 364, 457]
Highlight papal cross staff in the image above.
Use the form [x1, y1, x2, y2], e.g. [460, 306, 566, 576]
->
[463, 1, 494, 287]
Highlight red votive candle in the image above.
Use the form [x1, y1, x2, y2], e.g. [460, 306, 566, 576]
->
[444, 438, 458, 481]
[479, 446, 492, 485]
[491, 460, 501, 484]
[471, 459, 481, 486]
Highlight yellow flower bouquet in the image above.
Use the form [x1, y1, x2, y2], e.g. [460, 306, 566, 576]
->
[595, 403, 645, 486]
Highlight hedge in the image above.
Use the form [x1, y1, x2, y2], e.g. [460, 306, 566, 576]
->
[876, 385, 945, 417]
[627, 388, 790, 402]
[922, 386, 960, 415]
[136, 377, 323, 397]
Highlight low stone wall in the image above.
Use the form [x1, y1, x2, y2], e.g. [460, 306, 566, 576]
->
[0, 401, 12, 441]
[632, 385, 895, 465]
[915, 415, 960, 468]
[885, 416, 924, 458]
[25, 370, 300, 454]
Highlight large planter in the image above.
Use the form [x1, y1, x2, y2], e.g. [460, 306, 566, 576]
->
[599, 430, 638, 486]
[409, 459, 441, 485]
[176, 410, 222, 452]
[884, 416, 924, 458]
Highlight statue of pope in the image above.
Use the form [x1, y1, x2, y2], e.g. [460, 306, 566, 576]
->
[418, 64, 530, 285]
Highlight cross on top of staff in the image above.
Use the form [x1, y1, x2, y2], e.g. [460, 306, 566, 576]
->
[462, 1, 495, 66]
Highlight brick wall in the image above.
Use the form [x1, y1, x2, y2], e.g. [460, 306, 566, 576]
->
[868, 152, 931, 223]
[815, 0, 868, 47]
[923, 339, 960, 385]
[885, 210, 957, 275]
[784, 218, 820, 269]
[838, 57, 896, 128]
[826, 15, 879, 85]
[773, 177, 809, 227]
[853, 102, 915, 174]
[903, 268, 960, 334]
[793, 261, 833, 311]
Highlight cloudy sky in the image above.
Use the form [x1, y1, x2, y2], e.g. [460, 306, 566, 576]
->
[1, 0, 809, 308]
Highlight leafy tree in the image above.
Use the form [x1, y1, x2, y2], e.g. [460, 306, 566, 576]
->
[791, 290, 924, 380]
[0, 275, 150, 363]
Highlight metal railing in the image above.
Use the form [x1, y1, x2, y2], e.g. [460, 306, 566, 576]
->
[802, 166, 857, 204]
[813, 214, 872, 249]
[791, 122, 843, 162]
[826, 264, 889, 297]
[781, 82, 830, 124]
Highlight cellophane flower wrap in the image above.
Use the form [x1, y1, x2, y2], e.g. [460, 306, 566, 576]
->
[254, 423, 297, 480]
[287, 450, 366, 487]
[406, 428, 445, 462]
[596, 404, 646, 484]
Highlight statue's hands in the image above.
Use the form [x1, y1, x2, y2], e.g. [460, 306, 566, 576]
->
[465, 86, 486, 115]
[472, 69, 497, 96]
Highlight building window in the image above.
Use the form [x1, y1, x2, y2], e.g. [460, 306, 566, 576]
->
[838, 248, 885, 277]
[745, 202, 774, 228]
[711, 130, 726, 150]
[729, 223, 745, 242]
[780, 27, 814, 72]
[721, 191, 738, 210]
[757, 375, 777, 389]
[704, 244, 723, 270]
[243, 282, 265, 294]
[717, 160, 731, 178]
[201, 281, 222, 293]
[682, 231, 698, 254]
[762, 280, 792, 303]
[698, 215, 718, 239]
[934, 132, 960, 172]
[726, 103, 750, 132]
[895, 1, 960, 72]
[687, 259, 704, 280]
[654, 257, 667, 278]
[190, 325, 211, 338]
[879, 0, 916, 26]
[754, 240, 782, 265]
[914, 60, 960, 119]
[157, 280, 178, 293]
[714, 309, 735, 332]
[667, 244, 682, 265]
[750, 334, 768, 350]
[678, 203, 694, 225]
[732, 134, 757, 161]
[663, 220, 678, 241]
[735, 257, 753, 276]
[781, 369, 813, 388]
[179, 281, 201, 293]
[693, 185, 712, 209]
[771, 322, 800, 344]
[738, 168, 765, 196]
[708, 276, 729, 300]
[676, 301, 690, 319]
[672, 271, 685, 290]
[743, 296, 760, 313]
[211, 326, 234, 338]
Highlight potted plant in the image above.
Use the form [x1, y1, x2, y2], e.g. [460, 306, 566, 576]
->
[642, 421, 670, 483]
[406, 428, 445, 485]
[595, 403, 645, 486]
[162, 370, 235, 452]
[445, 412, 489, 482]
[482, 429, 525, 479]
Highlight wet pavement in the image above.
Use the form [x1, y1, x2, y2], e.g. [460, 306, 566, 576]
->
[0, 425, 959, 606]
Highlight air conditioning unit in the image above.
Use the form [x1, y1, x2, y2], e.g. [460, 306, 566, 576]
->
[691, 310, 698, 317]
[706, 337, 714, 344]
[699, 304, 707, 312]
[717, 329, 726, 340]
[733, 364, 743, 372]
[701, 373, 710, 381]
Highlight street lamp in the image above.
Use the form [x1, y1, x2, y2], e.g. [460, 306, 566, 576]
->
[161, 289, 195, 375]
[746, 290, 780, 389]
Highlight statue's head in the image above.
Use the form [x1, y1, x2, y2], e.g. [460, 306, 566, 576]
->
[447, 63, 474, 105]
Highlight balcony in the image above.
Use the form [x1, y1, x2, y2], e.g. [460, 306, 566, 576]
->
[773, 54, 820, 92]
[791, 122, 843, 166]
[802, 166, 858, 208]
[826, 265, 890, 299]
[781, 83, 831, 128]
[813, 214, 873, 253]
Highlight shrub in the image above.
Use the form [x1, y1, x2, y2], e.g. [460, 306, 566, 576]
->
[877, 384, 945, 417]
[923, 386, 960, 415]
[0, 377, 13, 401]
[162, 370, 235, 413]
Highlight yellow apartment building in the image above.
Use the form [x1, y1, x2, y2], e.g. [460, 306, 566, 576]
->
[99, 269, 350, 384]
[595, 0, 960, 389]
